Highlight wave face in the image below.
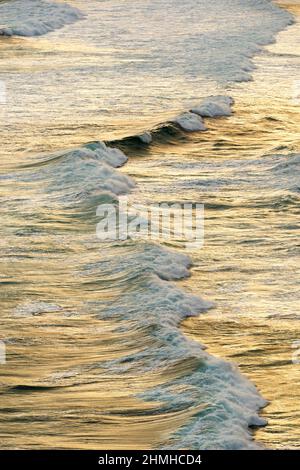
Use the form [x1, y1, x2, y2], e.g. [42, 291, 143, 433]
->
[0, 0, 83, 36]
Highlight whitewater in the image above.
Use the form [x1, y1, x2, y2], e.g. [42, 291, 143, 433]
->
[0, 0, 299, 450]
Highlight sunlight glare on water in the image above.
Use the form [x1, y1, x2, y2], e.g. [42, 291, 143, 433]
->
[0, 0, 299, 450]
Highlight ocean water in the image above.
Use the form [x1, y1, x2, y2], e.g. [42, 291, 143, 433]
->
[0, 0, 299, 449]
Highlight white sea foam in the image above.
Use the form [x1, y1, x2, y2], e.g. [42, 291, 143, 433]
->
[82, 141, 128, 168]
[172, 112, 207, 132]
[85, 243, 193, 281]
[137, 132, 153, 144]
[46, 155, 134, 200]
[82, 234, 267, 449]
[13, 301, 62, 317]
[0, 0, 83, 37]
[141, 244, 193, 281]
[95, 249, 267, 449]
[22, 142, 134, 204]
[191, 95, 235, 118]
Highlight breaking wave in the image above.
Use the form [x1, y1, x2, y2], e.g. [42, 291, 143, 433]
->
[6, 96, 270, 449]
[0, 0, 83, 37]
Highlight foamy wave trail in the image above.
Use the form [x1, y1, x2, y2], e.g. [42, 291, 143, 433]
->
[191, 96, 235, 118]
[87, 244, 267, 449]
[171, 96, 235, 131]
[109, 95, 235, 150]
[14, 141, 134, 220]
[21, 98, 266, 449]
[13, 99, 269, 448]
[0, 0, 84, 37]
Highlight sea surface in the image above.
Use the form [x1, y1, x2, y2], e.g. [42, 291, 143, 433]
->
[0, 0, 299, 449]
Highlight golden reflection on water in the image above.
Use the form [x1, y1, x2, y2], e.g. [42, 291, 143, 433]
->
[0, 0, 299, 451]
